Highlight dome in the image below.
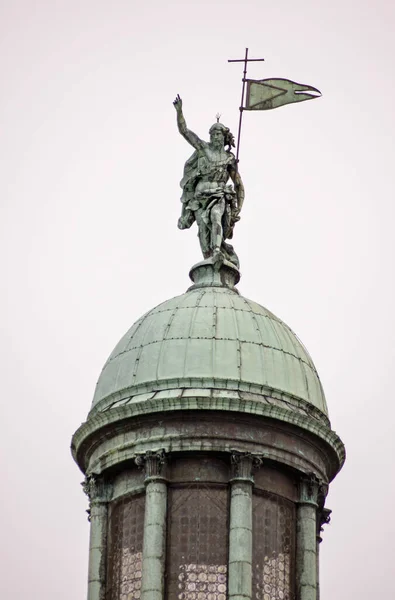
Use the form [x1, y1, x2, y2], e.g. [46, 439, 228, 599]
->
[91, 285, 328, 420]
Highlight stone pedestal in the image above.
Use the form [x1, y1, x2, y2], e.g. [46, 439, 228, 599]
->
[188, 258, 240, 291]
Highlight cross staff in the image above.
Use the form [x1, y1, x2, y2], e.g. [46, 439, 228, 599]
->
[228, 48, 265, 163]
[229, 48, 321, 163]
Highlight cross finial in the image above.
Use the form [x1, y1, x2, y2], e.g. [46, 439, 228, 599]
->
[228, 48, 265, 162]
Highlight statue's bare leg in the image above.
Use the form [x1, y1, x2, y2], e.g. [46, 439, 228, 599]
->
[195, 209, 211, 259]
[210, 200, 225, 255]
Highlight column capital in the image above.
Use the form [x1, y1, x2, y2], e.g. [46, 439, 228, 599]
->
[81, 474, 112, 520]
[298, 474, 321, 506]
[230, 450, 263, 483]
[135, 449, 167, 483]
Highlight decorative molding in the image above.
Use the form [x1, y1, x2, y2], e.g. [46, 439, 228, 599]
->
[135, 449, 166, 481]
[88, 379, 331, 428]
[230, 450, 263, 481]
[72, 396, 345, 480]
[81, 474, 112, 520]
[298, 473, 321, 506]
[317, 481, 329, 508]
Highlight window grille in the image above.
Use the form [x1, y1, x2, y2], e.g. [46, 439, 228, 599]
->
[252, 490, 296, 600]
[166, 484, 229, 600]
[106, 494, 145, 600]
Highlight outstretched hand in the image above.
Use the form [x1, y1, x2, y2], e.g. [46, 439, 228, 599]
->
[173, 94, 183, 112]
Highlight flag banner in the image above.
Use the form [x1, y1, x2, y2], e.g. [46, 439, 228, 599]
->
[245, 78, 321, 111]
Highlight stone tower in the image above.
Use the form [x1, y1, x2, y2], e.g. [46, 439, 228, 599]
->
[72, 258, 345, 600]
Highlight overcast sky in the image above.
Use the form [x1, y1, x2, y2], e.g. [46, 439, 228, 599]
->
[1, 1, 394, 598]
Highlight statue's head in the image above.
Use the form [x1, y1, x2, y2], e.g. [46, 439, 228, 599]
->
[209, 123, 235, 151]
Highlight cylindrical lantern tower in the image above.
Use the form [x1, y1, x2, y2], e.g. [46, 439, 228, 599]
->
[72, 259, 345, 600]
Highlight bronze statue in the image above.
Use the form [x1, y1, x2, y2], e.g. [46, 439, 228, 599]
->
[174, 95, 244, 268]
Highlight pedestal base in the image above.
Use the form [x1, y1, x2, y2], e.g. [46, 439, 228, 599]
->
[188, 257, 240, 291]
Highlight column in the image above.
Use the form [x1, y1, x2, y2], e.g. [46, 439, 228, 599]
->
[316, 508, 331, 600]
[296, 476, 320, 600]
[82, 475, 111, 600]
[228, 453, 257, 600]
[136, 450, 167, 600]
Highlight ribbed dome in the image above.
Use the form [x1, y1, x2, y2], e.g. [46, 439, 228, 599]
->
[91, 286, 328, 417]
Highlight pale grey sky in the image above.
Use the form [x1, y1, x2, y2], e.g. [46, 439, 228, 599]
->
[1, 1, 394, 598]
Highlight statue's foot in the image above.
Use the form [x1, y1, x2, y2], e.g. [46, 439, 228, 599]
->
[212, 248, 224, 271]
[221, 241, 240, 270]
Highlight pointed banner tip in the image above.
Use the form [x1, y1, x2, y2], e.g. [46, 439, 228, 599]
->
[245, 78, 322, 111]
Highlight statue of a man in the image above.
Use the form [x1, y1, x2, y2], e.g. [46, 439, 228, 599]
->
[174, 95, 245, 268]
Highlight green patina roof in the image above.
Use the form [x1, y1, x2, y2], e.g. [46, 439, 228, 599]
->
[91, 286, 328, 417]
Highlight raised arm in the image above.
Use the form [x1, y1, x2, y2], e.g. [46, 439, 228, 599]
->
[173, 95, 205, 151]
